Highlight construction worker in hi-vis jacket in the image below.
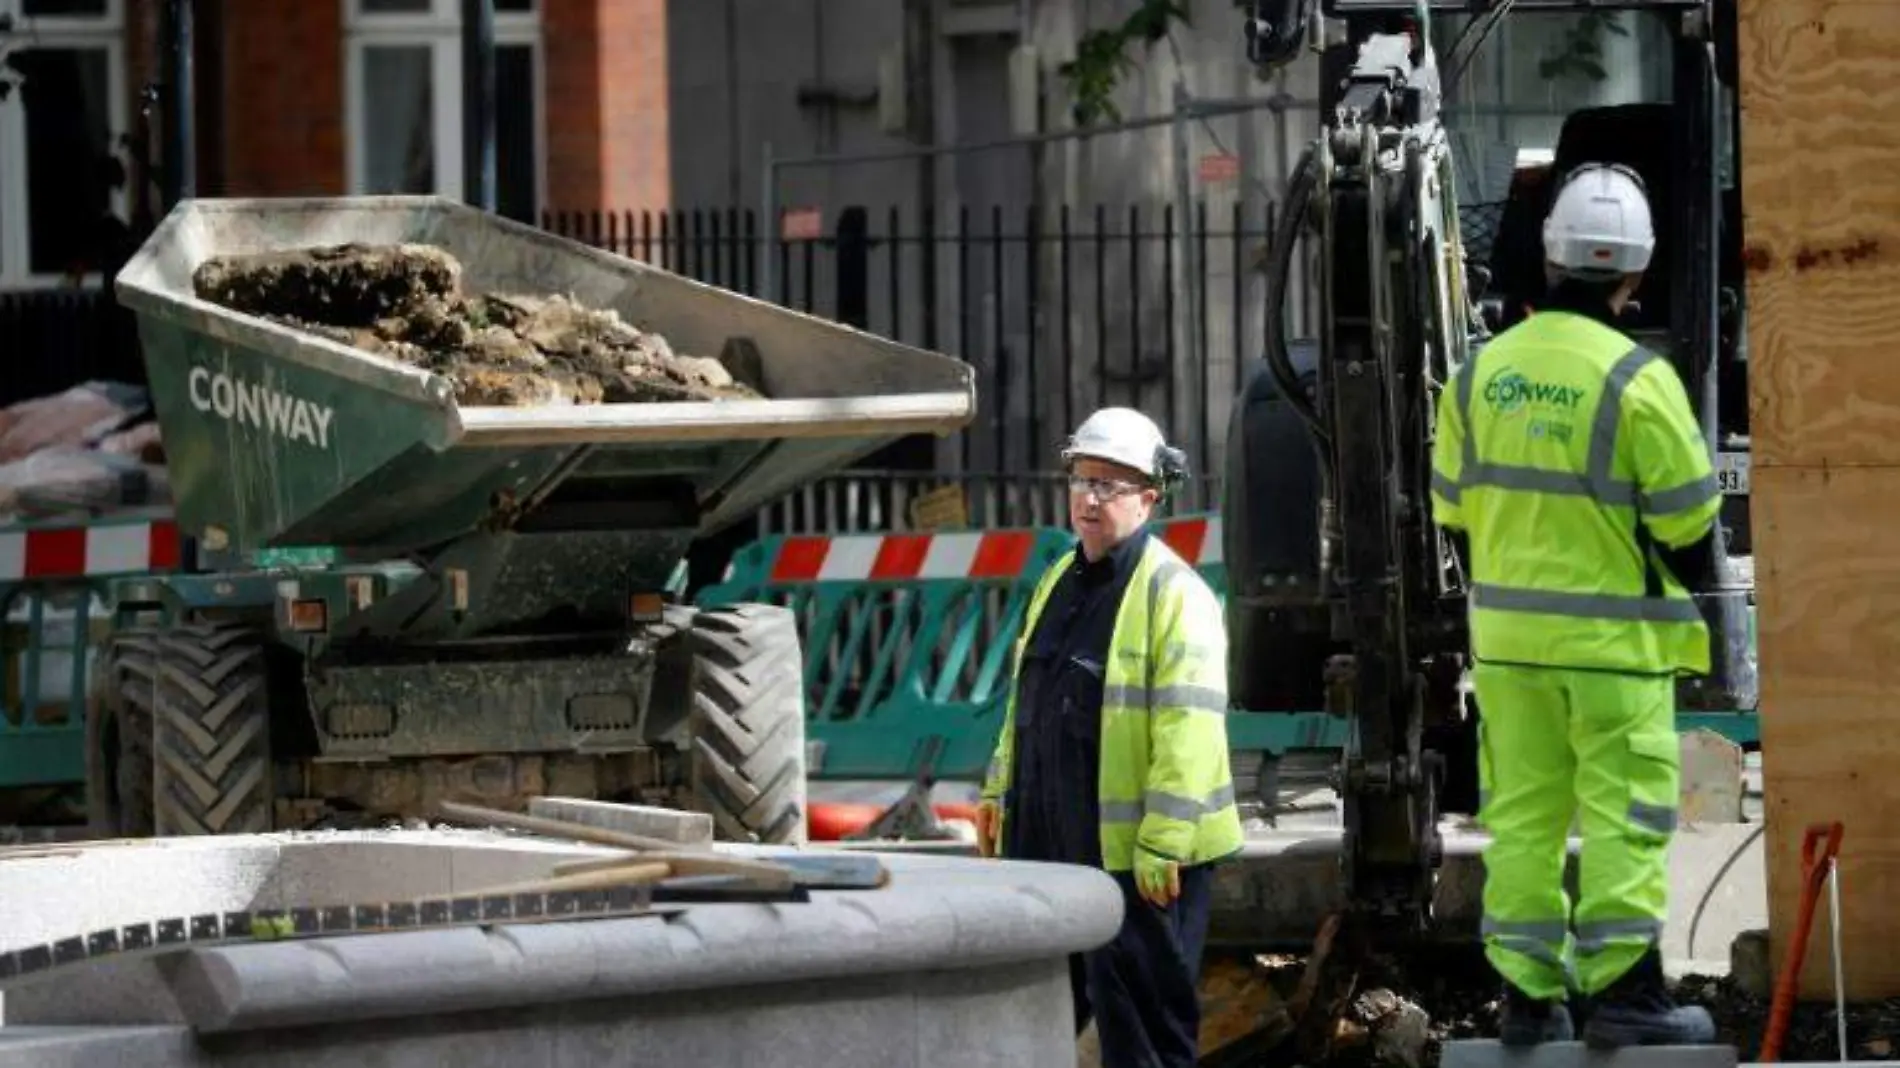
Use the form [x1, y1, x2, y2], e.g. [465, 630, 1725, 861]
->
[1430, 161, 1721, 1050]
[974, 406, 1244, 1068]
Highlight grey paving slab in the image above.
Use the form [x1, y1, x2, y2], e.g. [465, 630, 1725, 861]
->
[1442, 1041, 1739, 1068]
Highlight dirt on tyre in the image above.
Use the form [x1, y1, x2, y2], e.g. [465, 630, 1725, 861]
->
[686, 603, 807, 845]
[96, 620, 276, 837]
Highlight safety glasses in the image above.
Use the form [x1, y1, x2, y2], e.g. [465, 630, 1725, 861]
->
[1068, 475, 1146, 501]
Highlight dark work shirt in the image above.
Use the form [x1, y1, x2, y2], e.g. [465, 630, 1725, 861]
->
[1003, 528, 1150, 867]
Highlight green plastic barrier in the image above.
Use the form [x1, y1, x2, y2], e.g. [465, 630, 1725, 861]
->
[700, 510, 1760, 783]
[0, 509, 183, 790]
[696, 524, 1075, 780]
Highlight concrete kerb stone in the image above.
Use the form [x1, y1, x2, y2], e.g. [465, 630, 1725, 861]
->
[1, 833, 1124, 1038]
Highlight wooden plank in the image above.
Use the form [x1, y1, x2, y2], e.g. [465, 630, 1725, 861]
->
[1752, 465, 1900, 998]
[1740, 0, 1900, 469]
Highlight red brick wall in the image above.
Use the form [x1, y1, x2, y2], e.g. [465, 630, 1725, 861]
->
[595, 0, 670, 211]
[112, 0, 667, 210]
[542, 0, 601, 210]
[544, 0, 671, 212]
[220, 2, 345, 195]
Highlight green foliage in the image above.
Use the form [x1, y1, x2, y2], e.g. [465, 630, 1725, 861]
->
[1057, 0, 1192, 126]
[1536, 11, 1629, 82]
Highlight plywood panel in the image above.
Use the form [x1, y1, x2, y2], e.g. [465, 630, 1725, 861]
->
[1752, 466, 1900, 997]
[1740, 0, 1900, 469]
[1741, 0, 1900, 1000]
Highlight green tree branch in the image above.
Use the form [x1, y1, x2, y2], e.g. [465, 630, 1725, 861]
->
[1057, 0, 1192, 126]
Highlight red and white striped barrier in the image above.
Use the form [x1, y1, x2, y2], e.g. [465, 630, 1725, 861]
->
[768, 530, 1041, 583]
[763, 514, 1225, 586]
[0, 517, 181, 583]
[1155, 515, 1224, 567]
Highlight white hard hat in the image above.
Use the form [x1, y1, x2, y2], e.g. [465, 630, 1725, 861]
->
[1542, 162, 1655, 279]
[1061, 407, 1177, 481]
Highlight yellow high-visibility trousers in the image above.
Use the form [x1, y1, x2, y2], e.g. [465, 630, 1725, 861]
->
[1473, 661, 1680, 1001]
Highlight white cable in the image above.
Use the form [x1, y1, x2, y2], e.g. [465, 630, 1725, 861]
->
[1829, 857, 1846, 1062]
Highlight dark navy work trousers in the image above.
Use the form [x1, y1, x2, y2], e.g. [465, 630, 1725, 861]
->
[1071, 863, 1215, 1068]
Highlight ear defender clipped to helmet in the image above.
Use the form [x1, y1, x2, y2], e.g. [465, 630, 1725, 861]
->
[1153, 444, 1189, 494]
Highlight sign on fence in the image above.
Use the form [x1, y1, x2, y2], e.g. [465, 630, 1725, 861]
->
[781, 207, 823, 241]
[1198, 153, 1240, 184]
[907, 485, 968, 530]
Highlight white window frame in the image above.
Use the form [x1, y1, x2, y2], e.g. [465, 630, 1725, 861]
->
[342, 0, 545, 218]
[0, 0, 129, 290]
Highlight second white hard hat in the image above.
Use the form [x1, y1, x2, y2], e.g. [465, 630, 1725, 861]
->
[1061, 407, 1171, 479]
[1542, 162, 1655, 279]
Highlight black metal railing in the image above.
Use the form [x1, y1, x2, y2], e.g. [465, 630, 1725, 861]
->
[540, 201, 1311, 515]
[0, 288, 147, 410]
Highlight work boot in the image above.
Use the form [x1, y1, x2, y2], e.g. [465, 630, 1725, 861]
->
[1499, 985, 1575, 1046]
[1581, 950, 1717, 1049]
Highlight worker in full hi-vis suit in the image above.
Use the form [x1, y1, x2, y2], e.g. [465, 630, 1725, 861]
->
[1429, 162, 1721, 1050]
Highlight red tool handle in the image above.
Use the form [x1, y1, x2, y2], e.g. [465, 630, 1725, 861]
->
[1759, 821, 1845, 1062]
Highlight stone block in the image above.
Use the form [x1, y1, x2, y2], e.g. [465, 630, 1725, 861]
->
[1679, 730, 1746, 825]
[526, 797, 714, 846]
[1440, 1040, 1738, 1068]
[1730, 928, 1773, 999]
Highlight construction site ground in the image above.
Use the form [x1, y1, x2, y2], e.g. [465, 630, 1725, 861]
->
[811, 747, 1896, 1065]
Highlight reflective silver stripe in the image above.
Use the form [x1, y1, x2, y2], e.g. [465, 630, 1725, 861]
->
[1482, 915, 1573, 965]
[1483, 916, 1568, 943]
[1461, 461, 1632, 504]
[1642, 471, 1720, 516]
[1457, 352, 1480, 477]
[1471, 583, 1704, 624]
[1148, 558, 1192, 609]
[1482, 916, 1572, 970]
[1145, 791, 1205, 821]
[1103, 684, 1227, 715]
[1102, 783, 1238, 826]
[1432, 468, 1461, 503]
[1118, 641, 1220, 666]
[1153, 684, 1227, 714]
[1585, 345, 1660, 496]
[1575, 917, 1663, 955]
[1629, 800, 1677, 834]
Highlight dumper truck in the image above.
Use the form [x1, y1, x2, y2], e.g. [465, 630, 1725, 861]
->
[81, 195, 976, 842]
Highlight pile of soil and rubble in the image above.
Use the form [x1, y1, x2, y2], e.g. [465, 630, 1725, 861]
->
[0, 380, 166, 522]
[1196, 945, 1505, 1068]
[1194, 950, 1900, 1067]
[1677, 972, 1900, 1062]
[191, 243, 767, 407]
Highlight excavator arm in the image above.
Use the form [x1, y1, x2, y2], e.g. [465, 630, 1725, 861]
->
[1244, 0, 1479, 936]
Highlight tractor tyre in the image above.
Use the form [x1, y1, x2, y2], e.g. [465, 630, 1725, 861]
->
[98, 620, 275, 837]
[686, 603, 808, 845]
[85, 629, 157, 838]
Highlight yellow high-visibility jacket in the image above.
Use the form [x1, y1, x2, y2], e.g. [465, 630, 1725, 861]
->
[980, 533, 1245, 871]
[1430, 309, 1723, 675]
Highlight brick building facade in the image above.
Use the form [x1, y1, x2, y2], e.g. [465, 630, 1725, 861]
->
[0, 0, 669, 291]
